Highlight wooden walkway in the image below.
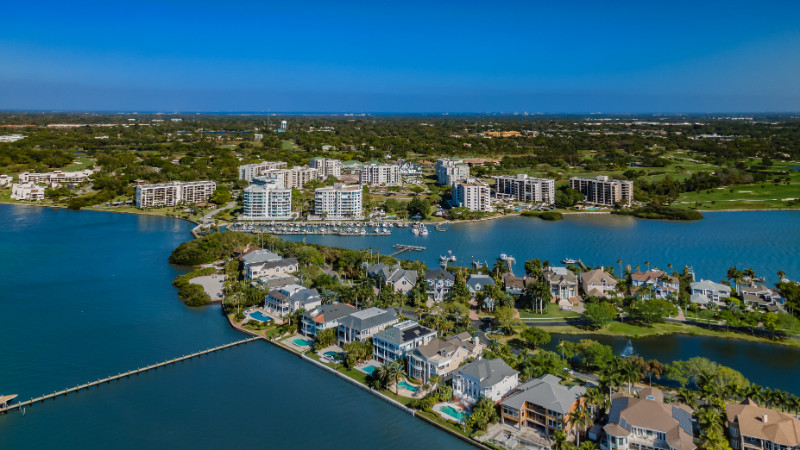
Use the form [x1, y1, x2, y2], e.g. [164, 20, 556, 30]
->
[0, 337, 261, 415]
[390, 244, 426, 256]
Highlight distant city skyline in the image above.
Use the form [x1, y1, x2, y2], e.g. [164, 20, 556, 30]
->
[1, 0, 799, 112]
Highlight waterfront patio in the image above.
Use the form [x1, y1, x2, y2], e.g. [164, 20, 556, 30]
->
[477, 422, 551, 450]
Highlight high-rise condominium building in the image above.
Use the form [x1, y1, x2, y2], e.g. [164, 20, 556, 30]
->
[309, 158, 343, 180]
[569, 175, 633, 207]
[241, 182, 292, 220]
[314, 184, 363, 219]
[359, 163, 401, 186]
[238, 161, 288, 182]
[435, 158, 470, 186]
[494, 174, 556, 204]
[454, 178, 492, 212]
[135, 181, 216, 208]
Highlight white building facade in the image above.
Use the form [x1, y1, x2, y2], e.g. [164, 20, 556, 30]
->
[238, 161, 288, 182]
[454, 178, 492, 211]
[494, 174, 555, 204]
[241, 183, 292, 220]
[135, 181, 216, 208]
[435, 158, 470, 186]
[359, 163, 401, 186]
[314, 184, 363, 219]
[11, 183, 46, 201]
[309, 158, 343, 180]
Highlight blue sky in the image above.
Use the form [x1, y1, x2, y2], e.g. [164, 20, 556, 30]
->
[1, 0, 799, 112]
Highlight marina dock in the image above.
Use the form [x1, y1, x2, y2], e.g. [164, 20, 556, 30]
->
[390, 244, 426, 256]
[0, 337, 262, 415]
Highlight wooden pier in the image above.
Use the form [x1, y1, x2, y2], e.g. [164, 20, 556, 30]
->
[0, 337, 261, 415]
[390, 244, 426, 256]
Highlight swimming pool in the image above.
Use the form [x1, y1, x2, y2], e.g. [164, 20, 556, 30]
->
[323, 351, 342, 359]
[361, 365, 377, 375]
[440, 405, 466, 422]
[292, 338, 312, 347]
[248, 311, 272, 322]
[397, 381, 419, 392]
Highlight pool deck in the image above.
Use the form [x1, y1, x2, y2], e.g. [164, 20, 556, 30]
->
[433, 402, 470, 423]
[355, 360, 382, 376]
[316, 345, 344, 363]
[243, 307, 284, 325]
[283, 333, 313, 352]
[391, 380, 428, 399]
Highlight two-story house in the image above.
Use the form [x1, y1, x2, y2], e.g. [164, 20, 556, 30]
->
[599, 388, 695, 450]
[690, 280, 732, 303]
[726, 399, 800, 450]
[581, 268, 618, 299]
[631, 270, 680, 300]
[407, 332, 483, 384]
[371, 320, 436, 364]
[425, 268, 455, 303]
[301, 303, 357, 339]
[500, 374, 586, 438]
[367, 262, 418, 294]
[337, 307, 399, 346]
[544, 267, 580, 304]
[264, 284, 322, 318]
[453, 358, 519, 404]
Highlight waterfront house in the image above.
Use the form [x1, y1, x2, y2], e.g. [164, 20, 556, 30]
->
[690, 280, 732, 302]
[466, 274, 495, 295]
[631, 270, 680, 300]
[599, 387, 695, 450]
[543, 267, 580, 304]
[367, 262, 418, 293]
[246, 257, 299, 280]
[726, 399, 800, 450]
[252, 273, 298, 290]
[0, 174, 12, 187]
[371, 320, 436, 364]
[10, 182, 45, 201]
[241, 249, 282, 265]
[425, 268, 455, 302]
[580, 268, 618, 299]
[301, 303, 357, 339]
[503, 273, 526, 296]
[407, 332, 483, 384]
[500, 374, 586, 437]
[264, 284, 322, 318]
[453, 358, 519, 405]
[741, 283, 782, 305]
[337, 307, 399, 346]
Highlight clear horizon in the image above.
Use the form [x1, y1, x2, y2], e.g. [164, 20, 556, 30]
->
[2, 0, 799, 112]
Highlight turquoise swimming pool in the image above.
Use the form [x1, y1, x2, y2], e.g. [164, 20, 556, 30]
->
[440, 405, 466, 421]
[292, 338, 312, 347]
[248, 311, 272, 322]
[323, 351, 343, 361]
[398, 381, 419, 392]
[362, 366, 377, 375]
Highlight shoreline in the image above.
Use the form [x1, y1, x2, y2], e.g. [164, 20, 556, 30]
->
[223, 313, 488, 449]
[0, 200, 201, 226]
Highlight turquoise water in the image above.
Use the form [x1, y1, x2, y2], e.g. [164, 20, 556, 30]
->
[0, 204, 470, 449]
[440, 406, 466, 421]
[283, 212, 800, 285]
[362, 366, 377, 375]
[398, 381, 419, 392]
[248, 311, 272, 322]
[292, 338, 312, 346]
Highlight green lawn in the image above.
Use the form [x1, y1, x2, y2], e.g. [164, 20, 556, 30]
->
[62, 157, 96, 172]
[675, 178, 800, 210]
[281, 139, 301, 151]
[519, 308, 580, 320]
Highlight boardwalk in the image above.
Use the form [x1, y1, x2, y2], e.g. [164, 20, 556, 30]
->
[390, 244, 426, 256]
[0, 337, 261, 415]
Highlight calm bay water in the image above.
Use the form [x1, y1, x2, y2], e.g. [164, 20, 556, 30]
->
[0, 205, 470, 449]
[284, 212, 800, 284]
[545, 334, 800, 395]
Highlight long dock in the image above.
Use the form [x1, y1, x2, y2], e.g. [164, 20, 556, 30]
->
[390, 244, 426, 256]
[0, 337, 261, 415]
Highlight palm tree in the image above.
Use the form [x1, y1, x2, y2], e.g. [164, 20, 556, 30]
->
[726, 266, 744, 293]
[551, 430, 568, 450]
[617, 259, 622, 276]
[676, 388, 698, 409]
[385, 360, 404, 395]
[773, 390, 789, 412]
[579, 442, 598, 450]
[583, 387, 607, 418]
[777, 270, 786, 281]
[568, 406, 592, 446]
[620, 361, 639, 394]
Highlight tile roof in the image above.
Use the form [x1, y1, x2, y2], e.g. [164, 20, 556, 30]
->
[727, 400, 800, 446]
[606, 390, 694, 450]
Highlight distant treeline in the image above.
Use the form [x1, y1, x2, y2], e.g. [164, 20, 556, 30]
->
[612, 205, 703, 221]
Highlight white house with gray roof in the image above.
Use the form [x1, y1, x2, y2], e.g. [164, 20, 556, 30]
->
[466, 274, 495, 295]
[337, 307, 399, 346]
[264, 284, 321, 318]
[690, 280, 731, 302]
[453, 358, 519, 404]
[246, 257, 299, 280]
[367, 262, 418, 293]
[372, 320, 436, 364]
[301, 303, 357, 338]
[500, 374, 586, 436]
[408, 332, 483, 383]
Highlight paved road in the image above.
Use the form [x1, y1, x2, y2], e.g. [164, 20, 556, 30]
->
[201, 201, 236, 224]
